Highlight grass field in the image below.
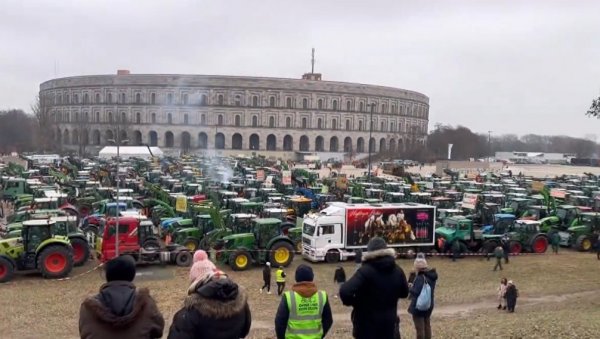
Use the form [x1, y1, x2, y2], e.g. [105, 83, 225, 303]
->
[0, 249, 598, 339]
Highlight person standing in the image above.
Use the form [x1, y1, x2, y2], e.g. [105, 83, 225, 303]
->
[493, 245, 504, 271]
[79, 256, 165, 339]
[408, 254, 438, 339]
[451, 239, 461, 262]
[550, 232, 560, 254]
[276, 266, 287, 296]
[340, 237, 409, 339]
[333, 265, 346, 298]
[275, 265, 333, 339]
[501, 235, 510, 264]
[168, 250, 251, 339]
[497, 278, 508, 310]
[505, 280, 519, 313]
[261, 262, 272, 294]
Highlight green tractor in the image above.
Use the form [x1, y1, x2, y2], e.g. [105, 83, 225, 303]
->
[0, 219, 74, 283]
[539, 205, 581, 233]
[555, 212, 600, 251]
[51, 216, 91, 266]
[435, 216, 502, 255]
[217, 218, 298, 271]
[504, 220, 549, 254]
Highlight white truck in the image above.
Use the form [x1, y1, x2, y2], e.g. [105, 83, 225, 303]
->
[302, 202, 436, 262]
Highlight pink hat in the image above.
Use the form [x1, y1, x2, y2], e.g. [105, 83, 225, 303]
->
[189, 250, 217, 283]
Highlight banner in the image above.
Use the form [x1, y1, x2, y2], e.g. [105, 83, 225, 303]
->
[282, 170, 292, 185]
[256, 169, 265, 181]
[550, 189, 566, 199]
[462, 193, 478, 209]
[531, 181, 545, 192]
[175, 196, 187, 212]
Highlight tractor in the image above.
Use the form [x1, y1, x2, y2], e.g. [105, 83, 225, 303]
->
[435, 216, 503, 255]
[555, 212, 600, 251]
[504, 220, 549, 254]
[217, 218, 299, 271]
[0, 219, 74, 283]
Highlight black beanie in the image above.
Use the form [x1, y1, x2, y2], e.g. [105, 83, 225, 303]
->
[367, 237, 387, 252]
[295, 264, 314, 282]
[105, 255, 136, 282]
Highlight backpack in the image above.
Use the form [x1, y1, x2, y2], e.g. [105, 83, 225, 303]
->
[416, 276, 432, 311]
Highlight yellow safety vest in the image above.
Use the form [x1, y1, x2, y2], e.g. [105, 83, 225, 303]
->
[284, 290, 327, 339]
[276, 269, 286, 282]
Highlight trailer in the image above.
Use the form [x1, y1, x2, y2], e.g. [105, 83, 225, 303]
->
[302, 202, 436, 262]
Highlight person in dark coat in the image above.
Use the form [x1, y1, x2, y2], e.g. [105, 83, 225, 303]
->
[260, 261, 272, 294]
[340, 237, 409, 339]
[550, 232, 560, 254]
[79, 255, 165, 339]
[168, 251, 251, 339]
[274, 265, 333, 339]
[501, 236, 510, 263]
[493, 245, 504, 271]
[505, 280, 519, 313]
[334, 266, 346, 285]
[408, 253, 438, 339]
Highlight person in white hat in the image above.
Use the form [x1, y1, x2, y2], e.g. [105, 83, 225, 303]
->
[505, 280, 519, 313]
[260, 262, 272, 294]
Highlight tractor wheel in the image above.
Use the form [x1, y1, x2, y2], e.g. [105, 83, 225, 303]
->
[175, 251, 192, 267]
[230, 250, 252, 271]
[182, 238, 199, 252]
[575, 235, 593, 252]
[37, 245, 73, 279]
[509, 241, 522, 254]
[269, 242, 294, 267]
[199, 238, 210, 251]
[482, 240, 499, 255]
[325, 250, 340, 263]
[70, 237, 90, 267]
[0, 257, 15, 283]
[295, 240, 303, 254]
[530, 235, 548, 253]
[143, 238, 161, 251]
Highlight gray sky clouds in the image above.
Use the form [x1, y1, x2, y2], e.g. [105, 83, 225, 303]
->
[1, 0, 599, 137]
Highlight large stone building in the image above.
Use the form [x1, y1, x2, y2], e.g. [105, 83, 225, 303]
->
[39, 71, 429, 159]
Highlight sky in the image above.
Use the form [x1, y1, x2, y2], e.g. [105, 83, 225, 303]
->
[1, 0, 599, 138]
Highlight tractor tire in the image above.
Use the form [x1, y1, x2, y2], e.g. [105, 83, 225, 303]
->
[530, 235, 548, 253]
[0, 257, 15, 283]
[182, 238, 199, 252]
[325, 250, 340, 263]
[269, 241, 294, 267]
[199, 238, 210, 251]
[143, 238, 161, 251]
[175, 251, 192, 267]
[37, 245, 73, 279]
[509, 241, 522, 254]
[482, 240, 499, 255]
[70, 237, 90, 267]
[294, 240, 303, 254]
[575, 235, 593, 252]
[230, 250, 252, 271]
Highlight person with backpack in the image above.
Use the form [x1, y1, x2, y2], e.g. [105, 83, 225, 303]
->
[493, 245, 504, 271]
[505, 280, 519, 313]
[408, 253, 438, 339]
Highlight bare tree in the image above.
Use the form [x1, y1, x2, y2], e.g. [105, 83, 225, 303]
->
[31, 95, 56, 152]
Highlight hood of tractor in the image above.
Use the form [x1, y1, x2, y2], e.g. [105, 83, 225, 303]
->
[435, 227, 455, 238]
[567, 225, 588, 233]
[0, 237, 24, 257]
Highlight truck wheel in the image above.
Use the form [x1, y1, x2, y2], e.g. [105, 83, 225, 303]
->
[143, 238, 160, 251]
[37, 245, 73, 279]
[530, 235, 548, 253]
[576, 235, 592, 251]
[270, 242, 294, 267]
[230, 250, 252, 271]
[175, 251, 192, 267]
[295, 241, 303, 254]
[325, 250, 340, 263]
[70, 237, 90, 267]
[183, 238, 199, 252]
[0, 257, 15, 283]
[509, 241, 522, 254]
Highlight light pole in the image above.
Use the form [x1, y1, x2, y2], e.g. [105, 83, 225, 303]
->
[108, 128, 129, 256]
[488, 130, 492, 161]
[367, 103, 375, 182]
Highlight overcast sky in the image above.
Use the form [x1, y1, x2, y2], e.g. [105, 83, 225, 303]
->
[1, 0, 599, 138]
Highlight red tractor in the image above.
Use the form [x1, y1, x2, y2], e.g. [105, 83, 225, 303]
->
[100, 216, 192, 267]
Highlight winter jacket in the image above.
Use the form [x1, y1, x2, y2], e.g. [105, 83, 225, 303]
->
[167, 277, 251, 339]
[408, 269, 438, 317]
[334, 267, 346, 284]
[79, 281, 165, 339]
[498, 283, 507, 301]
[505, 284, 519, 302]
[263, 266, 272, 282]
[274, 282, 333, 339]
[339, 248, 409, 339]
[494, 246, 504, 258]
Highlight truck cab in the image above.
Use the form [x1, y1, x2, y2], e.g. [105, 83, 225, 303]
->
[302, 206, 345, 263]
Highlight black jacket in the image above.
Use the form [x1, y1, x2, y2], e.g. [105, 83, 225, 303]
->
[354, 250, 363, 264]
[408, 269, 438, 317]
[274, 282, 333, 339]
[339, 248, 409, 339]
[334, 267, 346, 284]
[263, 266, 271, 282]
[505, 284, 518, 302]
[167, 277, 251, 339]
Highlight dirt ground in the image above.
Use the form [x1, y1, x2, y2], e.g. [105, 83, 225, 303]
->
[0, 250, 599, 339]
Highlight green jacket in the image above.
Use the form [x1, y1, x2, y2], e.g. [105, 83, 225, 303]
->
[494, 247, 504, 258]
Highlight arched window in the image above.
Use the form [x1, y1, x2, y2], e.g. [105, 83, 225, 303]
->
[200, 114, 206, 125]
[182, 94, 189, 105]
[332, 100, 338, 111]
[391, 105, 396, 114]
[66, 94, 70, 104]
[151, 113, 156, 123]
[218, 94, 224, 105]
[317, 99, 323, 109]
[346, 120, 351, 130]
[184, 114, 189, 125]
[95, 93, 100, 104]
[286, 97, 292, 108]
[95, 112, 100, 122]
[252, 116, 258, 127]
[235, 115, 241, 126]
[84, 112, 89, 122]
[390, 122, 395, 131]
[83, 93, 89, 104]
[269, 116, 275, 127]
[74, 94, 79, 104]
[167, 113, 172, 124]
[75, 112, 79, 122]
[359, 102, 364, 112]
[134, 93, 140, 104]
[381, 104, 386, 113]
[151, 93, 156, 104]
[120, 93, 126, 104]
[269, 96, 276, 107]
[167, 93, 173, 105]
[136, 112, 141, 124]
[359, 120, 363, 131]
[217, 114, 223, 125]
[252, 96, 258, 107]
[286, 117, 291, 128]
[200, 95, 207, 106]
[302, 117, 307, 129]
[121, 112, 127, 123]
[346, 100, 352, 111]
[302, 98, 308, 109]
[332, 119, 337, 130]
[381, 121, 385, 131]
[234, 95, 241, 106]
[317, 118, 323, 129]
[399, 106, 403, 115]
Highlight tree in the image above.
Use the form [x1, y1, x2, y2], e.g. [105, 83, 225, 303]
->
[0, 109, 37, 153]
[586, 96, 600, 118]
[31, 95, 56, 152]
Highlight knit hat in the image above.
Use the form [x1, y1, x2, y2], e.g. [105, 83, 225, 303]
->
[105, 255, 136, 282]
[414, 253, 428, 270]
[295, 264, 314, 282]
[367, 237, 387, 252]
[189, 250, 217, 283]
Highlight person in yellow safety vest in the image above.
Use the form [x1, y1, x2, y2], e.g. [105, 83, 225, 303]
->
[275, 264, 333, 339]
[276, 266, 287, 296]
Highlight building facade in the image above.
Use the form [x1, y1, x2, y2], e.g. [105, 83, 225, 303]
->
[39, 71, 429, 159]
